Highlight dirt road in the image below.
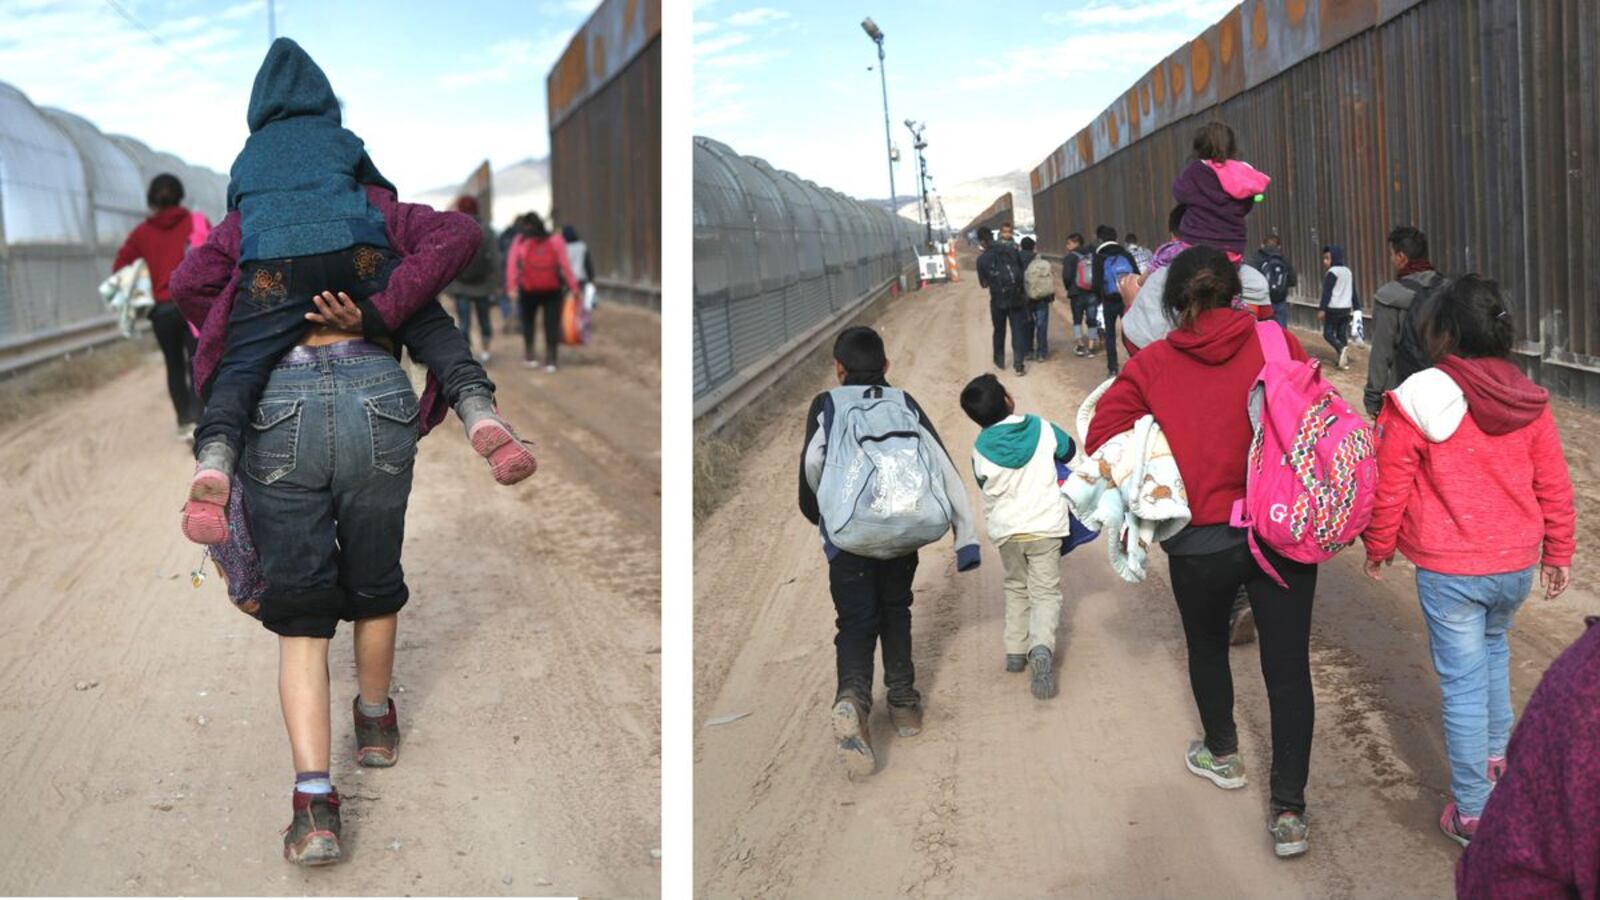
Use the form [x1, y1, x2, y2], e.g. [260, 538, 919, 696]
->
[0, 304, 661, 897]
[693, 271, 1597, 898]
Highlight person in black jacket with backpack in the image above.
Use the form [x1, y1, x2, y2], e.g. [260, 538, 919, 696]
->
[1089, 225, 1140, 376]
[977, 226, 1031, 375]
[1364, 226, 1448, 417]
[1063, 232, 1099, 358]
[1249, 234, 1298, 328]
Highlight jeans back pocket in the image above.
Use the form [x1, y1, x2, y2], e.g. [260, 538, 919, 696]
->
[365, 388, 419, 475]
[244, 397, 303, 485]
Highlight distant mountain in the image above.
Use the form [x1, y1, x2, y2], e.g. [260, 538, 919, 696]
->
[887, 170, 1035, 233]
[407, 157, 550, 231]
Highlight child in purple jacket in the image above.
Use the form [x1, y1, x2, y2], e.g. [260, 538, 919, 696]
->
[1171, 122, 1270, 262]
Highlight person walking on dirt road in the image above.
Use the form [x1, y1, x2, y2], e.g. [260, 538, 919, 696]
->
[113, 173, 207, 438]
[506, 212, 580, 372]
[798, 326, 980, 778]
[447, 195, 501, 363]
[1361, 275, 1575, 847]
[1086, 246, 1319, 859]
[976, 226, 1030, 375]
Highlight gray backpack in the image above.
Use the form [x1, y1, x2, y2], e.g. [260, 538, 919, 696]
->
[817, 386, 954, 559]
[1024, 256, 1055, 300]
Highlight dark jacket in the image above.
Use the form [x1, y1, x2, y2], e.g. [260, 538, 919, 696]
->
[1063, 247, 1094, 300]
[1089, 241, 1140, 300]
[1364, 266, 1447, 416]
[227, 38, 395, 262]
[1248, 246, 1297, 303]
[1319, 244, 1359, 311]
[976, 242, 1025, 310]
[1172, 159, 1253, 255]
[446, 217, 502, 297]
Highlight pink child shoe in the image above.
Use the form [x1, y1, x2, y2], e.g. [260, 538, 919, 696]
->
[181, 468, 231, 545]
[1487, 756, 1507, 784]
[469, 418, 538, 485]
[1439, 802, 1480, 847]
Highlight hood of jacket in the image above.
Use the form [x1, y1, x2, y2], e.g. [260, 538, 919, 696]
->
[1166, 307, 1258, 365]
[975, 415, 1041, 468]
[1373, 268, 1445, 310]
[146, 205, 192, 231]
[1322, 244, 1346, 267]
[246, 38, 340, 133]
[1391, 356, 1548, 441]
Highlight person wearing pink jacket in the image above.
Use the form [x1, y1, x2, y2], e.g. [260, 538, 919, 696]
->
[504, 212, 579, 372]
[1361, 275, 1576, 848]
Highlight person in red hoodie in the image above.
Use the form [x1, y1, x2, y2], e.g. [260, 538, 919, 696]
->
[113, 173, 205, 436]
[1087, 246, 1318, 860]
[1361, 274, 1575, 847]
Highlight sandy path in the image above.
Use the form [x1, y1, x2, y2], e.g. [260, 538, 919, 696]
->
[692, 271, 1597, 898]
[0, 304, 661, 897]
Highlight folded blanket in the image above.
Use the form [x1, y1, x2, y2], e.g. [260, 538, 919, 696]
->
[1065, 379, 1191, 582]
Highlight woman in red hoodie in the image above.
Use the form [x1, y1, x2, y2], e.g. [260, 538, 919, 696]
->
[113, 174, 204, 436]
[1361, 275, 1575, 847]
[1087, 246, 1318, 859]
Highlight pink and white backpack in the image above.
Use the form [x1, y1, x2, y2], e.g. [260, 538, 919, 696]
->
[1230, 321, 1377, 585]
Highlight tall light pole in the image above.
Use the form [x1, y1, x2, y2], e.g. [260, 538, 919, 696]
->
[905, 120, 932, 247]
[861, 18, 897, 219]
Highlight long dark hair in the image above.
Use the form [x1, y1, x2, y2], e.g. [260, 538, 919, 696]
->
[1162, 245, 1241, 330]
[522, 212, 549, 239]
[1419, 274, 1515, 361]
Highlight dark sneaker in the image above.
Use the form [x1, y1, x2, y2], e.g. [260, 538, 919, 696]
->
[1073, 346, 1086, 358]
[283, 790, 342, 866]
[1229, 588, 1257, 646]
[1439, 802, 1478, 847]
[1185, 739, 1247, 790]
[1028, 645, 1057, 700]
[1269, 810, 1310, 858]
[993, 355, 1005, 370]
[831, 696, 875, 777]
[1014, 363, 1026, 376]
[353, 697, 399, 767]
[889, 701, 923, 737]
[1005, 653, 1027, 673]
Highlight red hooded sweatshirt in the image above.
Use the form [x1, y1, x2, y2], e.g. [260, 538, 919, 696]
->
[1087, 308, 1309, 526]
[112, 205, 195, 301]
[1362, 356, 1575, 573]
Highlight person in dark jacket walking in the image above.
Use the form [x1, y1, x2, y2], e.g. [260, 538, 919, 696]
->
[976, 227, 1031, 375]
[1063, 232, 1099, 358]
[114, 174, 206, 436]
[1248, 234, 1298, 328]
[1364, 225, 1448, 417]
[1089, 225, 1140, 375]
[446, 195, 501, 362]
[1318, 245, 1357, 370]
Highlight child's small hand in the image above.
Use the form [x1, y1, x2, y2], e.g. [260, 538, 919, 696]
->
[1540, 563, 1571, 599]
[306, 291, 363, 331]
[1362, 557, 1385, 581]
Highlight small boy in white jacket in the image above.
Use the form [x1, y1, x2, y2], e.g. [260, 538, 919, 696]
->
[960, 374, 1077, 700]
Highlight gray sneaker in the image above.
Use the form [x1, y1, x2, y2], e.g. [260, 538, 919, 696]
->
[1005, 653, 1027, 673]
[831, 697, 875, 778]
[1028, 645, 1057, 700]
[1185, 740, 1247, 790]
[1269, 811, 1310, 857]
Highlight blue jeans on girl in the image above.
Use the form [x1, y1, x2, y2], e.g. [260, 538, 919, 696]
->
[1415, 565, 1535, 817]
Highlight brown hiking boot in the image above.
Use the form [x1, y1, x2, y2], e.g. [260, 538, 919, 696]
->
[353, 696, 399, 767]
[889, 701, 923, 737]
[283, 790, 342, 866]
[831, 696, 875, 778]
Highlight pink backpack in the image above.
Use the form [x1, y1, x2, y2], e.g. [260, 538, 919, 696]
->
[1230, 321, 1377, 585]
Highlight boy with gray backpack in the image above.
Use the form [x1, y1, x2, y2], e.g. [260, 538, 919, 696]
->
[799, 326, 981, 778]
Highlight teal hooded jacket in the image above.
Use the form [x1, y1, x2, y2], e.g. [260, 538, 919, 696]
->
[226, 37, 395, 262]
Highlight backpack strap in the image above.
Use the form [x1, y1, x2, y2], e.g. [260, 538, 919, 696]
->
[1254, 319, 1291, 364]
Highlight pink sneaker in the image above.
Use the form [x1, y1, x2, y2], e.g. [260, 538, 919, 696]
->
[1439, 802, 1479, 847]
[1488, 756, 1507, 784]
[181, 468, 231, 545]
[469, 418, 538, 485]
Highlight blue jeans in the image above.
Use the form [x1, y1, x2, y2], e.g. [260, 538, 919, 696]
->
[1028, 299, 1051, 358]
[1415, 566, 1535, 817]
[454, 293, 494, 345]
[1272, 299, 1289, 328]
[241, 344, 419, 638]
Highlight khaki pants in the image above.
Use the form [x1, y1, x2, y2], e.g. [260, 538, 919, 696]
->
[998, 538, 1064, 654]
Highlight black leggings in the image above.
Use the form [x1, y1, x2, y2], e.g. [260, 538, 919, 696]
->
[1100, 297, 1126, 373]
[519, 290, 563, 364]
[1167, 543, 1318, 815]
[148, 301, 201, 427]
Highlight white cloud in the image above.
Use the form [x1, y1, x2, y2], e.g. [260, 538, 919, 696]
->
[725, 8, 789, 27]
[693, 20, 718, 36]
[219, 1, 264, 21]
[700, 49, 784, 69]
[694, 32, 749, 57]
[440, 33, 571, 89]
[1046, 0, 1237, 27]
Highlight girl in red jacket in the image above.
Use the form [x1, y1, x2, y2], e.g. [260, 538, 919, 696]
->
[1361, 275, 1576, 848]
[1087, 246, 1317, 860]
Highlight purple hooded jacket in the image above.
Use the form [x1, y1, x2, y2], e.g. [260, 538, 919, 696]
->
[1172, 159, 1255, 256]
[170, 184, 481, 437]
[1457, 616, 1600, 899]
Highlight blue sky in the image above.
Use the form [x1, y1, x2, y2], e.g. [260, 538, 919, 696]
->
[0, 0, 597, 195]
[695, 0, 1240, 201]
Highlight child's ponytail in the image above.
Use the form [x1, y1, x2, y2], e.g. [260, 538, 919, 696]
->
[1423, 274, 1516, 361]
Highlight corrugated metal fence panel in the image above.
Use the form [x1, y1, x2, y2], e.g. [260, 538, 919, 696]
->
[548, 34, 660, 305]
[693, 136, 914, 401]
[962, 192, 1014, 237]
[1031, 0, 1600, 407]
